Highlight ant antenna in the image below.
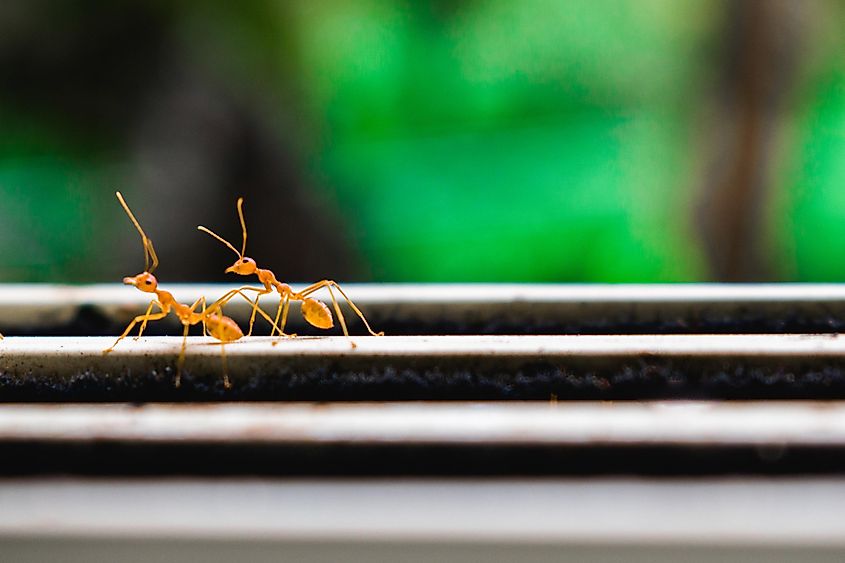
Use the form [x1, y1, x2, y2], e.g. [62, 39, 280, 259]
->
[197, 196, 248, 259]
[116, 191, 159, 273]
[197, 226, 241, 258]
[237, 197, 248, 257]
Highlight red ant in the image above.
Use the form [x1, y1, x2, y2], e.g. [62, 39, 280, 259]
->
[197, 197, 383, 344]
[105, 192, 277, 387]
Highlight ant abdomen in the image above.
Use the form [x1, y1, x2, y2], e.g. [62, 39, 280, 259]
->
[302, 298, 333, 329]
[207, 315, 244, 342]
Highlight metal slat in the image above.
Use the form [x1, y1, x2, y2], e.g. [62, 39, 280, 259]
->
[2, 283, 845, 334]
[2, 404, 844, 475]
[3, 478, 845, 552]
[3, 334, 845, 400]
[1, 401, 844, 446]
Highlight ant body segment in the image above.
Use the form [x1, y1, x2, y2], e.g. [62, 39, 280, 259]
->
[106, 192, 277, 387]
[198, 197, 383, 344]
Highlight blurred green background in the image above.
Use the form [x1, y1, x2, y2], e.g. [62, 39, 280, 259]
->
[0, 0, 843, 283]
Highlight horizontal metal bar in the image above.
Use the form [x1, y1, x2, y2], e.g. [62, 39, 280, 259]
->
[2, 283, 845, 334]
[1, 401, 844, 446]
[3, 333, 845, 363]
[4, 334, 845, 400]
[1, 333, 845, 377]
[5, 282, 845, 308]
[3, 478, 845, 553]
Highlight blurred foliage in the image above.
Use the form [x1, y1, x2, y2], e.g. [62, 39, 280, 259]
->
[292, 0, 716, 281]
[1, 1, 844, 282]
[786, 56, 845, 280]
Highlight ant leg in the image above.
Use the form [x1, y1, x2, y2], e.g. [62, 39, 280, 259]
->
[246, 291, 272, 336]
[211, 287, 268, 336]
[247, 293, 258, 336]
[204, 288, 240, 315]
[271, 295, 296, 345]
[326, 284, 357, 348]
[205, 288, 285, 335]
[272, 294, 294, 337]
[271, 299, 281, 337]
[201, 296, 208, 336]
[220, 342, 231, 389]
[174, 321, 192, 388]
[187, 296, 204, 313]
[243, 291, 287, 334]
[136, 300, 163, 340]
[325, 284, 351, 339]
[206, 286, 265, 316]
[170, 293, 207, 388]
[280, 296, 292, 335]
[190, 296, 208, 336]
[324, 282, 384, 337]
[238, 288, 277, 336]
[104, 311, 169, 354]
[298, 280, 383, 336]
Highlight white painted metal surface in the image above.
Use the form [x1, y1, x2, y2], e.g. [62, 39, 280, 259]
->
[1, 333, 845, 359]
[2, 478, 845, 563]
[0, 282, 844, 330]
[0, 333, 842, 385]
[2, 282, 845, 308]
[0, 401, 843, 446]
[0, 477, 842, 543]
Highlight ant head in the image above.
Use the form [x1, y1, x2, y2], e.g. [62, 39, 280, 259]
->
[123, 272, 158, 293]
[225, 257, 257, 275]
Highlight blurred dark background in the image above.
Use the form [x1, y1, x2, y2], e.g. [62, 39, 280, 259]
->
[0, 0, 843, 283]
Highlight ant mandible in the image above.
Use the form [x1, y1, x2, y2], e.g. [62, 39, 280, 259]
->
[105, 191, 278, 387]
[198, 197, 383, 344]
